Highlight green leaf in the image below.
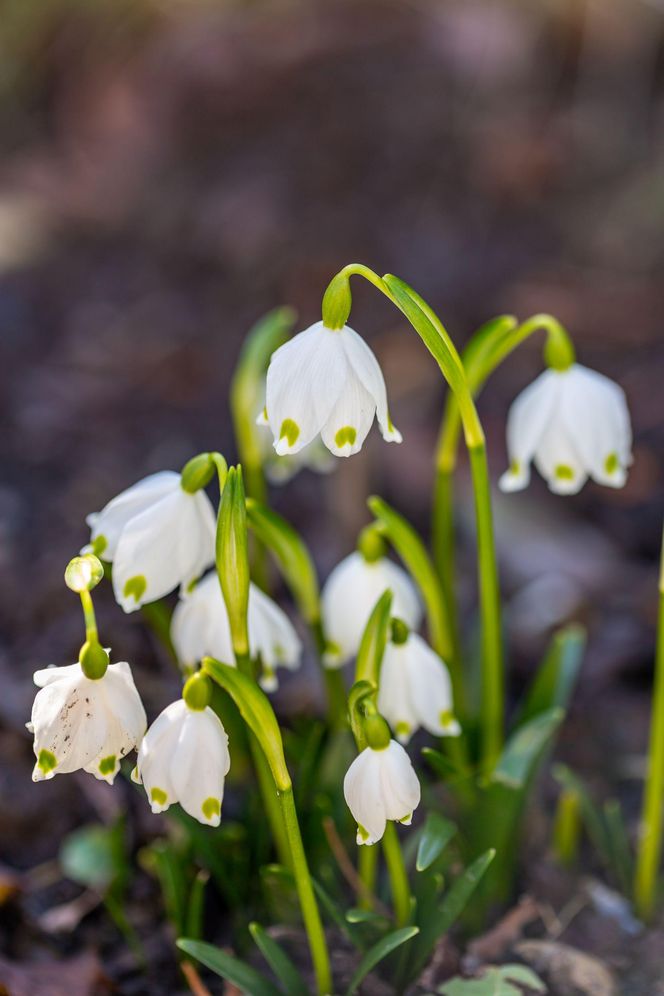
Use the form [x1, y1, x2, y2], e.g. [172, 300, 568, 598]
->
[143, 839, 189, 936]
[249, 922, 309, 996]
[438, 963, 546, 995]
[185, 870, 208, 941]
[409, 850, 495, 983]
[177, 939, 282, 996]
[368, 495, 453, 666]
[344, 926, 419, 996]
[416, 812, 457, 872]
[517, 624, 585, 726]
[603, 798, 633, 895]
[203, 656, 290, 790]
[355, 588, 393, 689]
[216, 466, 251, 657]
[491, 708, 564, 789]
[59, 822, 126, 895]
[246, 499, 320, 624]
[312, 878, 365, 951]
[552, 765, 614, 870]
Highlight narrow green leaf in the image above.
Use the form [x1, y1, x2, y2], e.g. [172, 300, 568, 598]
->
[185, 870, 208, 941]
[177, 939, 282, 996]
[491, 708, 564, 789]
[409, 850, 495, 982]
[438, 962, 546, 995]
[552, 765, 613, 866]
[344, 926, 419, 996]
[146, 840, 188, 936]
[249, 922, 308, 996]
[355, 588, 393, 689]
[312, 878, 365, 951]
[416, 812, 457, 872]
[345, 908, 391, 926]
[368, 495, 453, 666]
[517, 624, 586, 726]
[603, 798, 633, 896]
[203, 657, 290, 790]
[246, 499, 320, 624]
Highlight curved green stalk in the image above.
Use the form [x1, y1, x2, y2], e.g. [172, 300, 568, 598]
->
[325, 265, 504, 769]
[634, 525, 664, 920]
[382, 823, 410, 927]
[432, 314, 574, 645]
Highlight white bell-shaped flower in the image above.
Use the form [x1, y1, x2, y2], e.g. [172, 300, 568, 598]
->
[499, 364, 632, 496]
[86, 471, 216, 612]
[378, 626, 460, 744]
[29, 659, 146, 783]
[265, 321, 402, 458]
[133, 699, 230, 827]
[171, 573, 302, 691]
[344, 739, 421, 845]
[321, 551, 422, 668]
[256, 407, 336, 483]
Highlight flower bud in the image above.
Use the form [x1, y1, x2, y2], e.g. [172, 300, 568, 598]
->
[79, 640, 110, 680]
[65, 555, 104, 593]
[321, 272, 352, 330]
[216, 466, 250, 658]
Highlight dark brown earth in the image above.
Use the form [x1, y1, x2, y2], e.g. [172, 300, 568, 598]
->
[1, 1, 663, 993]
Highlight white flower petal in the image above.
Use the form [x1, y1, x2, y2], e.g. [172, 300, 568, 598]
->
[248, 583, 302, 674]
[379, 741, 421, 823]
[170, 707, 230, 826]
[340, 326, 402, 443]
[266, 323, 348, 455]
[500, 370, 560, 493]
[86, 472, 180, 560]
[321, 553, 422, 667]
[559, 365, 632, 488]
[377, 643, 418, 743]
[534, 418, 587, 495]
[344, 748, 387, 845]
[112, 489, 215, 612]
[320, 371, 376, 457]
[171, 573, 234, 669]
[31, 672, 108, 779]
[404, 634, 457, 738]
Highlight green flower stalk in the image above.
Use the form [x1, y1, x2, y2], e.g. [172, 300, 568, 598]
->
[203, 658, 332, 995]
[634, 524, 664, 920]
[322, 264, 504, 769]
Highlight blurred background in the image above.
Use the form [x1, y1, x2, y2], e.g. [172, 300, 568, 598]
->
[1, 0, 663, 991]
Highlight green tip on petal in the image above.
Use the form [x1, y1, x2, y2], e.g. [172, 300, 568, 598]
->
[395, 721, 411, 741]
[279, 419, 300, 448]
[202, 797, 221, 822]
[604, 452, 619, 475]
[90, 535, 108, 559]
[334, 425, 357, 449]
[98, 755, 117, 777]
[510, 458, 521, 476]
[150, 787, 168, 807]
[37, 749, 57, 775]
[123, 575, 147, 604]
[554, 464, 575, 481]
[357, 824, 370, 843]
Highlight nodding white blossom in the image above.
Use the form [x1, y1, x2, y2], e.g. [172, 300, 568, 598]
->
[343, 740, 421, 845]
[264, 321, 402, 459]
[321, 552, 422, 668]
[171, 573, 302, 691]
[378, 630, 460, 744]
[256, 407, 336, 483]
[133, 699, 230, 827]
[499, 364, 632, 496]
[86, 471, 216, 612]
[29, 660, 146, 784]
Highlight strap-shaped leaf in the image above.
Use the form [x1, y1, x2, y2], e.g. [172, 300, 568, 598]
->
[409, 850, 495, 982]
[249, 922, 309, 996]
[355, 588, 393, 689]
[177, 939, 282, 996]
[344, 926, 419, 996]
[416, 812, 457, 872]
[517, 624, 585, 726]
[246, 499, 320, 624]
[368, 495, 454, 673]
[203, 657, 291, 791]
[491, 708, 564, 790]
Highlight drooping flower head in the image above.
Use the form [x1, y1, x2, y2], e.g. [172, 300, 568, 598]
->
[264, 321, 401, 459]
[500, 364, 632, 496]
[344, 737, 421, 845]
[29, 658, 146, 784]
[86, 470, 216, 612]
[321, 547, 422, 668]
[133, 675, 230, 827]
[171, 572, 302, 691]
[378, 620, 460, 744]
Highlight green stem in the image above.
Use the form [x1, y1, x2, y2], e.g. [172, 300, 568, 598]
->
[313, 619, 348, 730]
[382, 823, 411, 927]
[358, 844, 379, 911]
[431, 313, 574, 672]
[279, 785, 332, 995]
[553, 787, 581, 868]
[468, 442, 503, 767]
[79, 589, 98, 643]
[634, 526, 664, 920]
[331, 265, 503, 769]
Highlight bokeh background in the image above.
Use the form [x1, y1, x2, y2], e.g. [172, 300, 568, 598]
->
[1, 0, 663, 991]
